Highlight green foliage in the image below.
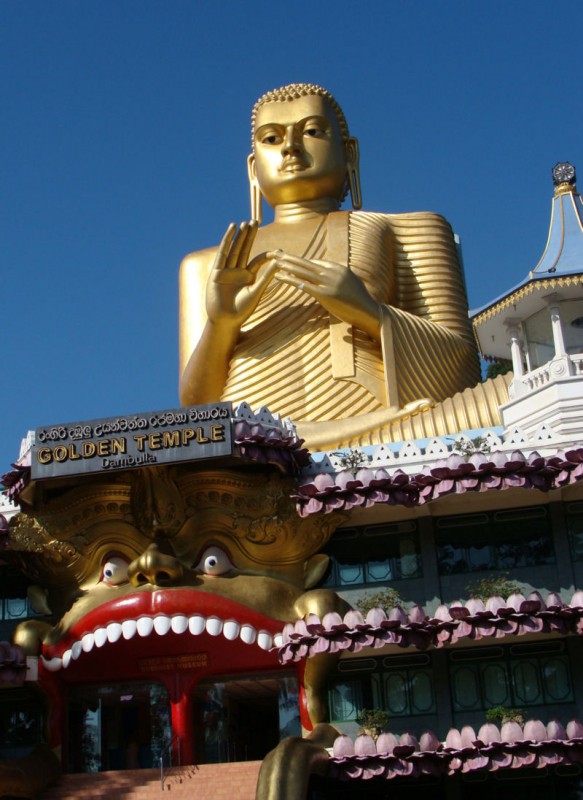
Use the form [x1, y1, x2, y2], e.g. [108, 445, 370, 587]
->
[356, 588, 404, 615]
[465, 573, 523, 602]
[485, 361, 512, 380]
[485, 706, 524, 724]
[331, 449, 371, 474]
[455, 435, 491, 457]
[357, 708, 390, 733]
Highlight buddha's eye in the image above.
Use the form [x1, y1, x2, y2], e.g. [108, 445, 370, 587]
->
[195, 546, 234, 577]
[260, 131, 282, 145]
[303, 121, 326, 138]
[101, 556, 130, 586]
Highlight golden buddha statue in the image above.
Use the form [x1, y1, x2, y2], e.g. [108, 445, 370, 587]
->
[179, 84, 507, 449]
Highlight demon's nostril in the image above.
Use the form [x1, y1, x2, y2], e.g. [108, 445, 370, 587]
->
[135, 573, 148, 585]
[156, 571, 171, 584]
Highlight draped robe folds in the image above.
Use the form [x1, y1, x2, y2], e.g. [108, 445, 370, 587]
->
[219, 211, 482, 427]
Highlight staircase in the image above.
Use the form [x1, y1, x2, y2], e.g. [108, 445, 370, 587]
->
[40, 761, 263, 799]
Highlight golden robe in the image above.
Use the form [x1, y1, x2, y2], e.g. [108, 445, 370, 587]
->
[180, 211, 507, 449]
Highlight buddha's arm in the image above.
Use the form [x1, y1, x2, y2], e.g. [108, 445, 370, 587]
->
[178, 248, 227, 405]
[380, 211, 481, 405]
[274, 254, 382, 341]
[179, 223, 278, 406]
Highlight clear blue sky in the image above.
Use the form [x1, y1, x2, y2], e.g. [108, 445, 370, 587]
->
[2, 1, 582, 472]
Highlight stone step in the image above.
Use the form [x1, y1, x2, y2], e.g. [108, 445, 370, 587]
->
[40, 762, 262, 799]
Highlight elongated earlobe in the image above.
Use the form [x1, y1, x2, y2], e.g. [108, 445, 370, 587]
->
[247, 154, 263, 224]
[346, 137, 362, 210]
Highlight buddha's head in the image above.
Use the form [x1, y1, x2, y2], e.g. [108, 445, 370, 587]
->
[248, 83, 361, 218]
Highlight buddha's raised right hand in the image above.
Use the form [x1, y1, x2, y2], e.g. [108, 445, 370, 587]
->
[206, 221, 278, 331]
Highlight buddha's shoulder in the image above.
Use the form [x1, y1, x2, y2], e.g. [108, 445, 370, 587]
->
[351, 209, 453, 229]
[179, 245, 219, 282]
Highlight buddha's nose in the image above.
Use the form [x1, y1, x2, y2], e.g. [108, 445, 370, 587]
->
[282, 125, 302, 156]
[128, 542, 184, 587]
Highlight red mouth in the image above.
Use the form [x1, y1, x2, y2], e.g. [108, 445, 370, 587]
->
[41, 589, 284, 672]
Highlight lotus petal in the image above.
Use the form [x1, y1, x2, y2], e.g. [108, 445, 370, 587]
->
[477, 722, 501, 745]
[522, 720, 547, 742]
[332, 735, 354, 758]
[376, 732, 399, 755]
[354, 734, 377, 756]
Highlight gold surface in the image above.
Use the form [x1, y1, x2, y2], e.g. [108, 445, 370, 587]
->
[10, 466, 348, 728]
[179, 83, 492, 449]
[554, 181, 577, 197]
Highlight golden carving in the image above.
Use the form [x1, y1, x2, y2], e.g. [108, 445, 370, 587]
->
[179, 83, 500, 449]
[473, 274, 583, 356]
[554, 182, 576, 197]
[10, 465, 348, 732]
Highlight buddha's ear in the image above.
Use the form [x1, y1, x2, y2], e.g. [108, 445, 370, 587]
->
[345, 137, 362, 210]
[247, 154, 262, 224]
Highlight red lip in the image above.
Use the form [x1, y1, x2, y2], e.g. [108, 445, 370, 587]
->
[43, 588, 283, 659]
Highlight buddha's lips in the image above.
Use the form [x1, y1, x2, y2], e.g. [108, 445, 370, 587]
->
[281, 157, 307, 172]
[40, 588, 284, 672]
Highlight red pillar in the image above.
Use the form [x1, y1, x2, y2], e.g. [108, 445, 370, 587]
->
[38, 670, 66, 764]
[168, 672, 196, 766]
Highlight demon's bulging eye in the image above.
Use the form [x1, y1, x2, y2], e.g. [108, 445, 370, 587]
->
[195, 546, 233, 576]
[101, 556, 129, 586]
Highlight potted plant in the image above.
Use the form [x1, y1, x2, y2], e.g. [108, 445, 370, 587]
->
[485, 705, 525, 726]
[356, 589, 404, 616]
[356, 708, 389, 740]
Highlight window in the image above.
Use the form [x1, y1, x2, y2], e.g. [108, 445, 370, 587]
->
[329, 655, 435, 722]
[323, 522, 421, 588]
[566, 503, 583, 561]
[0, 690, 44, 758]
[0, 566, 38, 621]
[436, 507, 554, 575]
[449, 643, 573, 713]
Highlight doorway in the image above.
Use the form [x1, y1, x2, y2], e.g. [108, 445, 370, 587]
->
[195, 672, 301, 763]
[67, 681, 171, 772]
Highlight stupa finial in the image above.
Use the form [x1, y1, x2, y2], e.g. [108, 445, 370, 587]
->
[552, 162, 576, 195]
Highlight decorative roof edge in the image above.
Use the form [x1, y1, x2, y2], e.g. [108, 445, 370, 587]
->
[276, 590, 583, 662]
[0, 642, 27, 687]
[473, 274, 583, 331]
[293, 448, 583, 516]
[329, 719, 583, 782]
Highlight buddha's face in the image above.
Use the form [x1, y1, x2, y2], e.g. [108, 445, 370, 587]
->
[250, 94, 348, 207]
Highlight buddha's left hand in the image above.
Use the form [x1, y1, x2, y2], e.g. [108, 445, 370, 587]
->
[275, 253, 381, 340]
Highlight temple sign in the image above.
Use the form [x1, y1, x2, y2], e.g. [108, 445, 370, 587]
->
[179, 84, 505, 449]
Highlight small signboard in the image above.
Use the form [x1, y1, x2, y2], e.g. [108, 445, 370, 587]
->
[31, 403, 233, 480]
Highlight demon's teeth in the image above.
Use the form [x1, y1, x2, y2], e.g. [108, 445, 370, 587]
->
[137, 617, 154, 637]
[153, 616, 171, 636]
[257, 631, 273, 651]
[206, 617, 223, 637]
[171, 615, 189, 635]
[122, 620, 137, 640]
[107, 623, 123, 643]
[223, 620, 240, 641]
[52, 614, 272, 665]
[188, 615, 205, 635]
[42, 656, 62, 672]
[273, 633, 283, 648]
[94, 628, 107, 648]
[240, 624, 257, 645]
